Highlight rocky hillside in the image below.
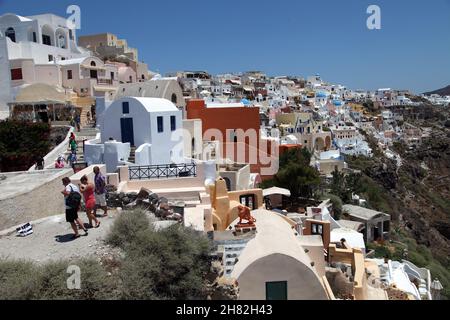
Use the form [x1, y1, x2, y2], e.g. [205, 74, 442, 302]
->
[347, 105, 450, 298]
[424, 85, 450, 96]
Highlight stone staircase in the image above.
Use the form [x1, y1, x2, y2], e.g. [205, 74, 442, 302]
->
[65, 125, 99, 164]
[128, 146, 136, 163]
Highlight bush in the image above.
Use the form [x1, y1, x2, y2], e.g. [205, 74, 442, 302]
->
[106, 209, 152, 249]
[119, 223, 212, 300]
[0, 258, 118, 300]
[38, 259, 118, 300]
[0, 260, 40, 300]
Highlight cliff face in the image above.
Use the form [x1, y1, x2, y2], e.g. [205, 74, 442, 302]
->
[348, 104, 450, 297]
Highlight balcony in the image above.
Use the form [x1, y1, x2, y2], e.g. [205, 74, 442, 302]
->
[97, 78, 113, 85]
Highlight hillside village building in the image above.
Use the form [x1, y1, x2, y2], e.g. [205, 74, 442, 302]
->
[0, 13, 91, 119]
[186, 99, 278, 178]
[78, 32, 150, 82]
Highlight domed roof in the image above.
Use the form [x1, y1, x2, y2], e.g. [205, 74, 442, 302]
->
[333, 100, 343, 106]
[316, 92, 327, 98]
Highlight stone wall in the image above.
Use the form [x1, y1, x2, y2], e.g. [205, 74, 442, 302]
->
[0, 169, 73, 230]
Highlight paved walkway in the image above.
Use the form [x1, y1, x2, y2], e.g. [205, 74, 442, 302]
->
[0, 210, 120, 264]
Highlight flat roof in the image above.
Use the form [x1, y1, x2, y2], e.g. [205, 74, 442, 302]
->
[343, 204, 390, 221]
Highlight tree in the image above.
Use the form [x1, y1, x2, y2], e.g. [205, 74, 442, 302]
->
[0, 120, 51, 172]
[329, 168, 363, 203]
[263, 148, 320, 199]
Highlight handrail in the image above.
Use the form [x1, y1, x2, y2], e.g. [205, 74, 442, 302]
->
[129, 163, 197, 180]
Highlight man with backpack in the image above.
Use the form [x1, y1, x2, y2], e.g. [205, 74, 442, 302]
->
[62, 177, 88, 239]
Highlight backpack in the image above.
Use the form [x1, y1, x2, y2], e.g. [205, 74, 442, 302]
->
[66, 185, 82, 209]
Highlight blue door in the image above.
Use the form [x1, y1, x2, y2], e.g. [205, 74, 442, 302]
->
[120, 118, 134, 146]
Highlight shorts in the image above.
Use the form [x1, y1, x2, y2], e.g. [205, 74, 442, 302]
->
[66, 208, 79, 223]
[95, 193, 107, 207]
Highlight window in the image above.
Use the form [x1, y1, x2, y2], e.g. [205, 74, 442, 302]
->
[69, 29, 73, 40]
[157, 116, 164, 133]
[48, 55, 54, 62]
[311, 223, 323, 236]
[32, 32, 37, 43]
[5, 27, 16, 42]
[111, 72, 115, 80]
[10, 68, 23, 80]
[170, 116, 176, 131]
[67, 70, 73, 80]
[122, 102, 129, 114]
[266, 281, 287, 300]
[61, 57, 66, 60]
[240, 194, 256, 210]
[42, 34, 51, 46]
[171, 93, 177, 104]
[129, 76, 133, 83]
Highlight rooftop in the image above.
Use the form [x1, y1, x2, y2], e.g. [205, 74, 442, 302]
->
[343, 204, 390, 221]
[230, 209, 317, 279]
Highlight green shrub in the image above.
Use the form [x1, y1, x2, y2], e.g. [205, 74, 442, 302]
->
[0, 260, 40, 300]
[0, 259, 119, 300]
[119, 224, 212, 300]
[38, 259, 118, 300]
[106, 209, 152, 249]
[407, 251, 428, 268]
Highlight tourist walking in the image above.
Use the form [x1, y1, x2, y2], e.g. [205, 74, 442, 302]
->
[75, 113, 81, 132]
[61, 177, 88, 239]
[35, 156, 45, 170]
[55, 156, 65, 169]
[67, 152, 77, 169]
[79, 175, 101, 229]
[93, 166, 108, 217]
[69, 134, 78, 154]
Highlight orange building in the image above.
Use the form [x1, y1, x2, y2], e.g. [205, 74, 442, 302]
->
[186, 99, 278, 179]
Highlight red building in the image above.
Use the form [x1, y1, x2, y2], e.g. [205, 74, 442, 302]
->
[186, 99, 278, 179]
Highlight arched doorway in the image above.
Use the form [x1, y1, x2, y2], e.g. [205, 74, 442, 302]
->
[223, 177, 231, 191]
[55, 29, 67, 48]
[5, 27, 16, 42]
[171, 93, 177, 104]
[314, 137, 325, 151]
[41, 25, 54, 46]
[90, 61, 98, 79]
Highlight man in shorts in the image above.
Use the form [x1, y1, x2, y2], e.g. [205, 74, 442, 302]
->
[62, 177, 88, 239]
[93, 166, 108, 217]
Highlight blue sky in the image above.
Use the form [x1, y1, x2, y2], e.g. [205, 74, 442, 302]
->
[1, 0, 450, 93]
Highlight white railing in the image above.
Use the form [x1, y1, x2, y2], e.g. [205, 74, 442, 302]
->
[28, 126, 74, 171]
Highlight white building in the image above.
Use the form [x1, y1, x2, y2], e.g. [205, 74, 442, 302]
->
[101, 97, 183, 165]
[0, 13, 89, 118]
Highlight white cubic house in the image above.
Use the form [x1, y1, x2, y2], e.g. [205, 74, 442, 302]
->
[101, 97, 183, 166]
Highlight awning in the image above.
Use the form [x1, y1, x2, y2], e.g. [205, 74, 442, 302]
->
[12, 83, 70, 104]
[263, 187, 291, 197]
[93, 86, 118, 92]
